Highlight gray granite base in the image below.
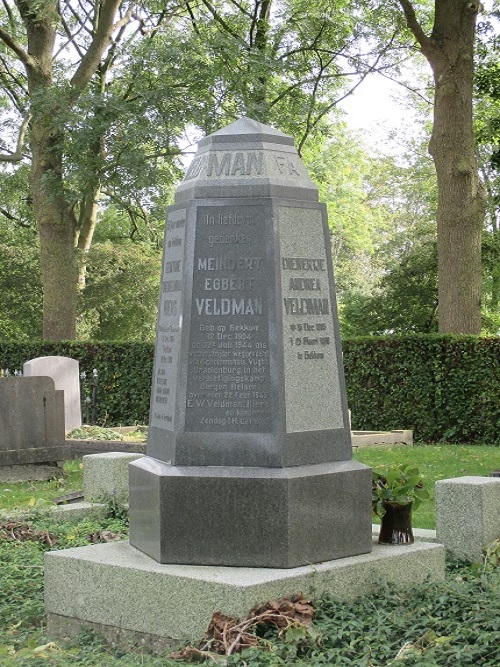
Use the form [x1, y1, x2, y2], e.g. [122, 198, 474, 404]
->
[45, 539, 445, 644]
[129, 458, 373, 568]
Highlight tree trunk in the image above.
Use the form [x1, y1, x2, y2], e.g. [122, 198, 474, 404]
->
[29, 118, 79, 339]
[7, 0, 121, 340]
[18, 0, 77, 339]
[429, 24, 484, 334]
[249, 0, 272, 120]
[76, 180, 102, 290]
[398, 0, 486, 334]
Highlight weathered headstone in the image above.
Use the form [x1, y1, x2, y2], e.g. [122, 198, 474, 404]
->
[0, 377, 66, 465]
[23, 356, 81, 431]
[129, 117, 372, 568]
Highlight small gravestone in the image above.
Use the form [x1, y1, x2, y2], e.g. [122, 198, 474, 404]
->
[129, 117, 372, 568]
[23, 356, 81, 431]
[0, 377, 66, 465]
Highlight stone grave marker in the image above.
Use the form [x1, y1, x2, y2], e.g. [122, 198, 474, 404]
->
[129, 117, 372, 568]
[23, 356, 81, 431]
[0, 376, 66, 465]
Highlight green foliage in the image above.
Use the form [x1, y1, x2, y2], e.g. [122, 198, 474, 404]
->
[372, 463, 429, 518]
[0, 220, 161, 343]
[341, 241, 438, 336]
[67, 426, 124, 441]
[1, 336, 498, 442]
[343, 335, 500, 444]
[304, 126, 388, 306]
[307, 572, 500, 666]
[483, 538, 500, 570]
[0, 539, 45, 630]
[98, 492, 129, 524]
[336, 139, 439, 337]
[78, 241, 161, 342]
[0, 224, 42, 341]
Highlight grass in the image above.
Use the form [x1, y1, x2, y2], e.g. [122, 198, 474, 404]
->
[3, 443, 499, 526]
[1, 443, 500, 666]
[354, 443, 500, 529]
[0, 460, 83, 514]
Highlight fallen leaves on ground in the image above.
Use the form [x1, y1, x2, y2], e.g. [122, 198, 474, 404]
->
[0, 520, 57, 546]
[86, 530, 122, 543]
[169, 594, 315, 661]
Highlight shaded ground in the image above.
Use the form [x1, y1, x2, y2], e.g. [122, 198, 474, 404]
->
[0, 463, 63, 483]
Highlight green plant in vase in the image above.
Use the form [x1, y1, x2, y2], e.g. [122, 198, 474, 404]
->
[372, 464, 429, 545]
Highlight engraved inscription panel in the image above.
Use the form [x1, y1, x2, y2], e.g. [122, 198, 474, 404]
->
[185, 205, 271, 432]
[150, 208, 186, 430]
[279, 207, 343, 433]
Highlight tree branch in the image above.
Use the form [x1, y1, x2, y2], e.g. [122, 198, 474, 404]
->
[0, 80, 24, 111]
[144, 148, 182, 160]
[75, 0, 94, 33]
[69, 0, 124, 97]
[0, 26, 33, 67]
[0, 206, 32, 227]
[227, 0, 252, 18]
[0, 114, 31, 162]
[2, 0, 16, 31]
[185, 1, 200, 36]
[198, 0, 245, 43]
[65, 0, 94, 39]
[56, 1, 86, 59]
[0, 57, 28, 109]
[297, 55, 327, 155]
[397, 0, 437, 60]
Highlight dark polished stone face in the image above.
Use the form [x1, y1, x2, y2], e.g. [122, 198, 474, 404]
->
[129, 457, 373, 568]
[130, 117, 372, 567]
[185, 204, 272, 434]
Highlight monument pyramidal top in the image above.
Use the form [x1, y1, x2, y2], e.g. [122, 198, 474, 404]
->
[175, 116, 318, 202]
[200, 116, 292, 144]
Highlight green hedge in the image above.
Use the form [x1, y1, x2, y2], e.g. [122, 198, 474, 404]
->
[0, 342, 154, 426]
[1, 335, 499, 443]
[342, 335, 500, 444]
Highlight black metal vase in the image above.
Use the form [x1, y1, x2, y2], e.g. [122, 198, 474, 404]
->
[378, 500, 414, 545]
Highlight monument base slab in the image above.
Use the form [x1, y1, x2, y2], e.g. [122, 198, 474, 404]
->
[129, 457, 372, 567]
[45, 540, 446, 645]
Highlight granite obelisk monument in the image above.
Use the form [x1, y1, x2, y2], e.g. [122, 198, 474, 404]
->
[129, 117, 372, 567]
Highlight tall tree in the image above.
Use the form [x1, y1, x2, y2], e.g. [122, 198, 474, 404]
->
[0, 0, 407, 340]
[476, 12, 500, 332]
[0, 1, 179, 340]
[397, 0, 486, 334]
[183, 0, 406, 151]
